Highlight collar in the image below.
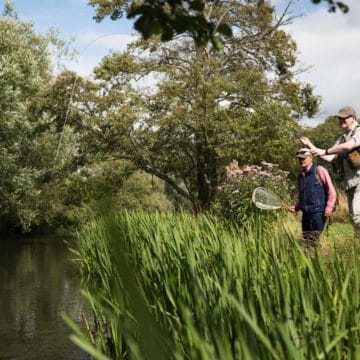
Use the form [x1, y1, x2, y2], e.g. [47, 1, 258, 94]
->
[346, 121, 359, 134]
[301, 163, 313, 175]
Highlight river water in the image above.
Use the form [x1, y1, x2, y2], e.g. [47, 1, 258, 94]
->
[0, 237, 90, 360]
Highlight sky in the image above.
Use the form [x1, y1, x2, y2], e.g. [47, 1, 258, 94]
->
[1, 0, 360, 126]
[2, 0, 137, 76]
[277, 0, 360, 126]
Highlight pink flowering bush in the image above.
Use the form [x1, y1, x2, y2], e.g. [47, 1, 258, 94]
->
[213, 160, 293, 225]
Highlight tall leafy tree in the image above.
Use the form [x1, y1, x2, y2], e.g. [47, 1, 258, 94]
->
[0, 5, 67, 231]
[84, 0, 319, 211]
[0, 2, 176, 233]
[35, 70, 174, 227]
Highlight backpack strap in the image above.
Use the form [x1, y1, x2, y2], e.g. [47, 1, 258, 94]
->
[314, 165, 322, 186]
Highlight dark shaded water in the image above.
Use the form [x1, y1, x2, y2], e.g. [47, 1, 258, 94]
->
[0, 238, 90, 360]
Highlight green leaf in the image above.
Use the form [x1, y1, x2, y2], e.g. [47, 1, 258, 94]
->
[210, 35, 224, 50]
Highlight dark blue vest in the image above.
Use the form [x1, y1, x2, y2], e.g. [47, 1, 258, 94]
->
[298, 165, 327, 213]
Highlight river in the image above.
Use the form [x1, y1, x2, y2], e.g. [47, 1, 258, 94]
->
[0, 237, 90, 360]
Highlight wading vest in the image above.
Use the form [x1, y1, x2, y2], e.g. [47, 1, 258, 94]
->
[298, 165, 327, 213]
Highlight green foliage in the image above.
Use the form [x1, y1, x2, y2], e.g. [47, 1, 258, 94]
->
[0, 0, 345, 233]
[69, 210, 360, 359]
[0, 9, 63, 232]
[37, 161, 173, 232]
[114, 171, 173, 212]
[0, 21, 174, 233]
[213, 160, 293, 225]
[89, 0, 349, 47]
[227, 103, 304, 178]
[86, 0, 319, 212]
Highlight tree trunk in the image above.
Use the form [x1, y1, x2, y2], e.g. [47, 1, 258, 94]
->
[195, 144, 217, 213]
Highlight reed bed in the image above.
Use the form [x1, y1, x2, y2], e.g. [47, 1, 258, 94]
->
[67, 210, 360, 359]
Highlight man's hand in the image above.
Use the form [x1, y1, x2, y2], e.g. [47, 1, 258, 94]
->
[300, 136, 314, 149]
[300, 136, 328, 156]
[288, 205, 296, 214]
[324, 209, 333, 217]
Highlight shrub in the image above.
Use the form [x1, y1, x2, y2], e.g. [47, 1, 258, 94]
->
[213, 159, 293, 225]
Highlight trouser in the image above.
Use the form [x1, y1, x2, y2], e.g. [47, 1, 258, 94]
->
[302, 211, 326, 247]
[346, 184, 360, 236]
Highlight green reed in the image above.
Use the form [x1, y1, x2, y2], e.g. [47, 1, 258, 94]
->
[67, 210, 360, 359]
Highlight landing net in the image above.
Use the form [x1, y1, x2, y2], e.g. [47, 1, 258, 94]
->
[252, 187, 282, 210]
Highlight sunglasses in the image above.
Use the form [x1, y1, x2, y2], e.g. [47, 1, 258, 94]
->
[338, 115, 353, 123]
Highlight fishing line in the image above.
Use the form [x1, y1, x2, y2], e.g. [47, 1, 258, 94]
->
[53, 31, 136, 170]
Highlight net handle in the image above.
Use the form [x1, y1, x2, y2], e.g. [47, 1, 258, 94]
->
[280, 203, 291, 211]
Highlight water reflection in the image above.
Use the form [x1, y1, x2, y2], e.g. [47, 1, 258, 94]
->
[0, 238, 89, 359]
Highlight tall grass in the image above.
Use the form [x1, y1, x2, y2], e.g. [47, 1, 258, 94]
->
[332, 190, 350, 224]
[67, 210, 360, 359]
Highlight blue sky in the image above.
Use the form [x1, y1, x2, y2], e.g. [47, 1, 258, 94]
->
[5, 0, 133, 36]
[1, 0, 136, 76]
[1, 0, 359, 126]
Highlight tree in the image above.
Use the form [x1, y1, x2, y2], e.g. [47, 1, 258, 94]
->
[0, 2, 178, 233]
[33, 70, 173, 229]
[89, 0, 349, 47]
[84, 0, 319, 211]
[0, 6, 67, 232]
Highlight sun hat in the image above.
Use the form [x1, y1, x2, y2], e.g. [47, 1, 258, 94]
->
[296, 148, 312, 159]
[337, 106, 357, 119]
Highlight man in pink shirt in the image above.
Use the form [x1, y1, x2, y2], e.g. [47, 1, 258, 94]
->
[289, 148, 337, 247]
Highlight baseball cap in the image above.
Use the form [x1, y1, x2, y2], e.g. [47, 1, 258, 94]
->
[296, 148, 312, 159]
[337, 106, 357, 119]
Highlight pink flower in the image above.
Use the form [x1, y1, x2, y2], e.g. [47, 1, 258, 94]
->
[260, 161, 274, 169]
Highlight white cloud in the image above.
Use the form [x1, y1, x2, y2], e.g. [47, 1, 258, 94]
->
[283, 0, 360, 125]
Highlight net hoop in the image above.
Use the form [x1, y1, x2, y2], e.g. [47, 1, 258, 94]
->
[252, 187, 282, 210]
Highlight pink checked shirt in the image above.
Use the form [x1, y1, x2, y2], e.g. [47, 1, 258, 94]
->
[295, 165, 337, 214]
